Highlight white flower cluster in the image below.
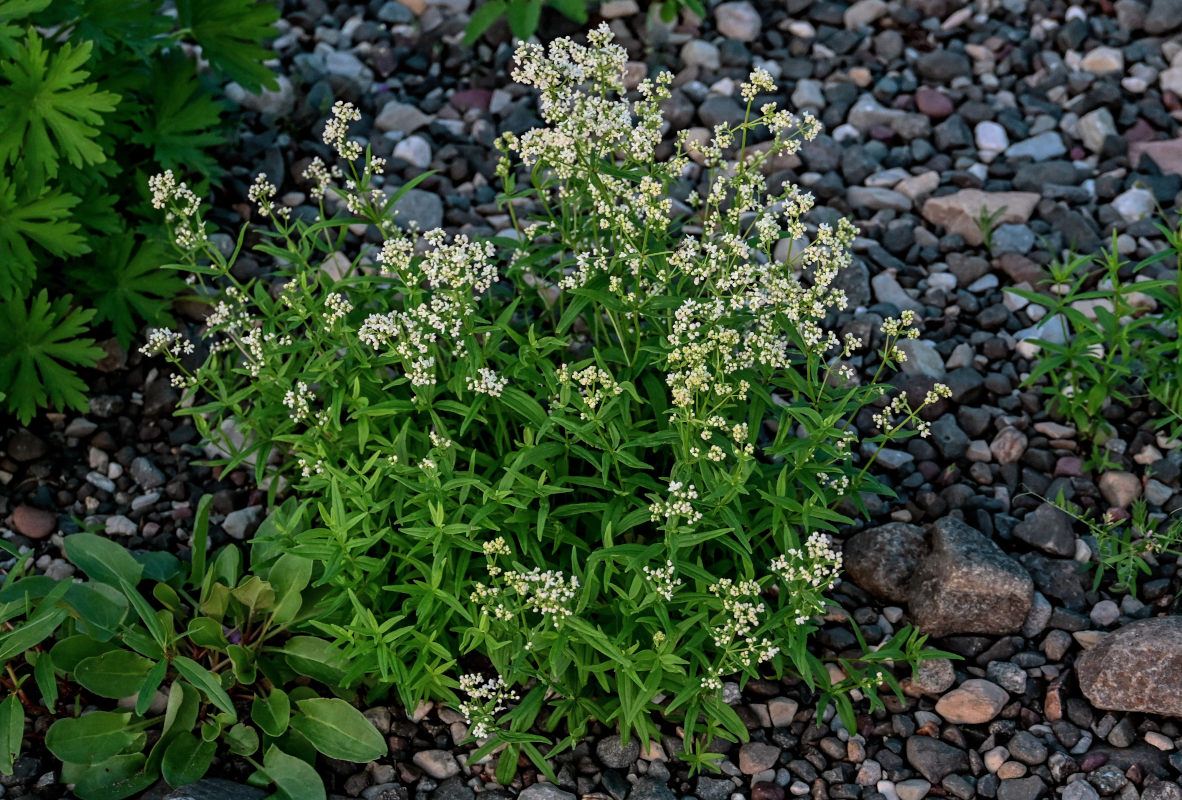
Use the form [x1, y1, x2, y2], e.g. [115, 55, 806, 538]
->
[283, 380, 314, 422]
[323, 101, 363, 161]
[148, 170, 207, 250]
[556, 363, 623, 419]
[248, 173, 288, 219]
[871, 382, 951, 438]
[467, 367, 508, 397]
[770, 532, 842, 624]
[298, 456, 325, 477]
[302, 156, 343, 200]
[359, 231, 498, 390]
[457, 673, 519, 740]
[642, 560, 682, 601]
[707, 578, 780, 668]
[140, 328, 195, 358]
[324, 292, 353, 323]
[649, 481, 702, 526]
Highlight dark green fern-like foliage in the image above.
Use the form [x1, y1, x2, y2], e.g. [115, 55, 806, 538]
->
[0, 0, 278, 423]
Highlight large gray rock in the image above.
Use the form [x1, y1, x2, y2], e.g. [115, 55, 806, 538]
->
[843, 523, 926, 603]
[906, 517, 1034, 637]
[1076, 616, 1182, 716]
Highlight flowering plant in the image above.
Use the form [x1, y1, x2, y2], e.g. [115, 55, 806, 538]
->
[146, 27, 949, 778]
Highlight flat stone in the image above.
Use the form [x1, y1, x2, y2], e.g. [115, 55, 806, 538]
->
[915, 88, 954, 118]
[847, 186, 911, 212]
[844, 0, 889, 27]
[871, 271, 923, 313]
[1013, 503, 1076, 557]
[224, 75, 295, 118]
[907, 516, 1034, 637]
[393, 136, 432, 169]
[896, 171, 941, 202]
[1146, 0, 1182, 32]
[997, 777, 1045, 800]
[990, 427, 1028, 465]
[517, 784, 576, 800]
[916, 50, 972, 82]
[1080, 47, 1124, 74]
[843, 522, 927, 603]
[130, 457, 166, 490]
[896, 339, 945, 377]
[739, 742, 782, 774]
[906, 736, 968, 784]
[222, 506, 264, 540]
[12, 505, 55, 539]
[935, 679, 1009, 724]
[376, 101, 433, 134]
[976, 121, 1009, 153]
[390, 188, 444, 231]
[1098, 471, 1141, 508]
[1130, 137, 1182, 177]
[1005, 132, 1067, 161]
[921, 190, 1040, 246]
[413, 750, 461, 780]
[1112, 188, 1155, 222]
[714, 1, 761, 41]
[7, 430, 47, 462]
[164, 779, 265, 800]
[680, 40, 720, 70]
[1077, 617, 1182, 716]
[105, 515, 137, 536]
[1078, 108, 1117, 154]
[597, 735, 640, 769]
[848, 94, 931, 140]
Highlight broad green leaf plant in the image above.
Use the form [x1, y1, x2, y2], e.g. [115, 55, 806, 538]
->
[0, 0, 278, 423]
[146, 28, 951, 778]
[0, 497, 383, 800]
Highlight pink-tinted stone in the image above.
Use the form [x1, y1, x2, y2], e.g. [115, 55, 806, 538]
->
[1129, 137, 1182, 177]
[450, 89, 492, 112]
[12, 505, 55, 539]
[915, 88, 954, 118]
[1054, 456, 1084, 477]
[1069, 146, 1086, 160]
[1124, 118, 1157, 145]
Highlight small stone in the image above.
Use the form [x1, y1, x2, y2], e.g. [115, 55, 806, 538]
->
[916, 50, 972, 82]
[130, 457, 166, 490]
[413, 750, 460, 780]
[990, 427, 1028, 465]
[225, 75, 295, 117]
[1005, 132, 1067, 161]
[1145, 731, 1174, 751]
[222, 506, 264, 540]
[915, 89, 954, 118]
[86, 471, 116, 493]
[791, 79, 825, 110]
[713, 1, 761, 42]
[906, 736, 968, 784]
[1146, 0, 1182, 32]
[910, 658, 957, 695]
[7, 430, 47, 462]
[64, 418, 98, 438]
[599, 0, 639, 17]
[997, 776, 1045, 800]
[768, 697, 798, 727]
[1090, 600, 1121, 627]
[1098, 471, 1141, 508]
[975, 121, 1009, 153]
[844, 0, 889, 27]
[896, 339, 945, 377]
[1062, 781, 1100, 800]
[1013, 503, 1075, 557]
[163, 778, 266, 800]
[895, 779, 931, 800]
[1080, 47, 1124, 74]
[1112, 188, 1156, 222]
[12, 505, 56, 539]
[390, 188, 443, 231]
[375, 101, 433, 134]
[393, 136, 431, 169]
[739, 742, 781, 775]
[680, 40, 720, 70]
[843, 522, 927, 603]
[1078, 108, 1117, 154]
[987, 661, 1028, 695]
[105, 515, 137, 537]
[935, 679, 1009, 724]
[1007, 732, 1048, 765]
[597, 735, 640, 769]
[921, 190, 1040, 246]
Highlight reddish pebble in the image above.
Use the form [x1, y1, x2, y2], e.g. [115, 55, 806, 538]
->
[172, 507, 193, 521]
[916, 88, 954, 118]
[12, 505, 56, 539]
[1080, 751, 1109, 772]
[870, 124, 896, 141]
[1054, 456, 1083, 477]
[1124, 118, 1157, 145]
[752, 782, 785, 800]
[450, 88, 492, 112]
[1070, 146, 1087, 160]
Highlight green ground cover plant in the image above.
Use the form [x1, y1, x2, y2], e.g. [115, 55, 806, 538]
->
[1008, 219, 1182, 468]
[463, 0, 706, 44]
[0, 497, 384, 800]
[0, 0, 277, 424]
[136, 27, 954, 777]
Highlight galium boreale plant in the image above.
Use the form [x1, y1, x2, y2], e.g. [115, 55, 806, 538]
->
[145, 26, 952, 778]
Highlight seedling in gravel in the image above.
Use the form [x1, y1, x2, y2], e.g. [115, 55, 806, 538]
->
[1048, 492, 1182, 596]
[145, 27, 953, 778]
[973, 203, 1008, 252]
[1009, 221, 1182, 468]
[0, 497, 379, 799]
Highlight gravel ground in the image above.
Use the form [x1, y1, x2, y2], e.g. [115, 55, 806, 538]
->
[5, 0, 1182, 798]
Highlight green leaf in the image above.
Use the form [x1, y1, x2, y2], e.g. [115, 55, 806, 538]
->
[0, 695, 24, 775]
[506, 0, 542, 40]
[129, 50, 227, 177]
[71, 753, 155, 800]
[69, 234, 187, 348]
[31, 651, 57, 712]
[0, 30, 119, 191]
[225, 722, 260, 756]
[45, 711, 133, 765]
[64, 534, 143, 587]
[0, 0, 50, 60]
[162, 732, 216, 787]
[75, 650, 155, 699]
[548, 0, 588, 22]
[190, 493, 213, 587]
[174, 0, 279, 93]
[173, 657, 237, 720]
[135, 659, 168, 717]
[463, 0, 507, 45]
[0, 173, 86, 301]
[260, 745, 326, 800]
[50, 635, 120, 672]
[251, 688, 290, 738]
[291, 698, 386, 763]
[0, 290, 103, 424]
